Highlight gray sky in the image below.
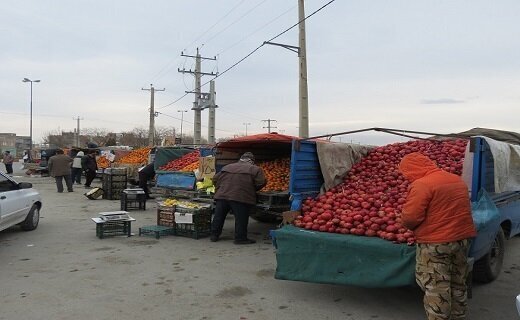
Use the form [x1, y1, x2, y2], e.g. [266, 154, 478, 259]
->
[1, 0, 519, 145]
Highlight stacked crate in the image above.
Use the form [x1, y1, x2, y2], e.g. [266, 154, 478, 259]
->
[173, 206, 212, 239]
[102, 168, 128, 200]
[157, 205, 176, 227]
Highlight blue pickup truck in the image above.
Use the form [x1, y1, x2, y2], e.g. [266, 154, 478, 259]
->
[274, 134, 520, 285]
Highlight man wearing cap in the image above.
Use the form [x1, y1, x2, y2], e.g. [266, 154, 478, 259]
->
[210, 152, 266, 244]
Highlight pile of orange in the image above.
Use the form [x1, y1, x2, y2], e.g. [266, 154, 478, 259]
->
[180, 160, 200, 172]
[259, 158, 291, 192]
[115, 147, 151, 164]
[96, 156, 111, 169]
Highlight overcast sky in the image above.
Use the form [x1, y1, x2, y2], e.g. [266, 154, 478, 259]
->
[1, 0, 519, 146]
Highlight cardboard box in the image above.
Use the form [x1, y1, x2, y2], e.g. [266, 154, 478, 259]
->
[175, 212, 194, 224]
[199, 156, 216, 179]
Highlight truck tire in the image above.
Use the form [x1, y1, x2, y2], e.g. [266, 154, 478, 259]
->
[20, 204, 40, 231]
[473, 228, 505, 283]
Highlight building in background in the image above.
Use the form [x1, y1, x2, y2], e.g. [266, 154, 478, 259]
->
[0, 133, 17, 156]
[15, 136, 31, 157]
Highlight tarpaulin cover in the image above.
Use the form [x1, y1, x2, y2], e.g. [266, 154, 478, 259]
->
[316, 141, 373, 193]
[216, 133, 298, 149]
[273, 226, 416, 288]
[154, 147, 195, 172]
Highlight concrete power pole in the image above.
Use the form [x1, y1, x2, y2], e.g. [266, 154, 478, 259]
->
[206, 81, 217, 144]
[298, 0, 309, 138]
[178, 48, 217, 145]
[262, 119, 277, 133]
[142, 84, 165, 146]
[73, 116, 83, 146]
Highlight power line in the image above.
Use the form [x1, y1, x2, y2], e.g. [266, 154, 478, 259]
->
[183, 0, 247, 52]
[200, 0, 269, 48]
[158, 0, 336, 110]
[216, 4, 296, 56]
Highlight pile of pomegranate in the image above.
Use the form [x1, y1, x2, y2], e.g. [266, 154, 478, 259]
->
[293, 138, 468, 245]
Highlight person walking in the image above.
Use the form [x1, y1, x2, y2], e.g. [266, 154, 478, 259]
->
[48, 149, 74, 193]
[71, 151, 84, 185]
[2, 151, 14, 174]
[81, 151, 98, 188]
[210, 152, 266, 245]
[398, 152, 477, 320]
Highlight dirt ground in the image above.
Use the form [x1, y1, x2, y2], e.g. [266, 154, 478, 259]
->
[1, 162, 519, 320]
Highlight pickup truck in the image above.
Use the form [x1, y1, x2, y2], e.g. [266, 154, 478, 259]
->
[273, 132, 520, 286]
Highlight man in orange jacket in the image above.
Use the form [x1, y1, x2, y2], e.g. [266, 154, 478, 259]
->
[399, 152, 477, 320]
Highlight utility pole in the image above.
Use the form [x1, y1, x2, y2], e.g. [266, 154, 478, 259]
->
[73, 116, 83, 147]
[178, 48, 217, 145]
[298, 0, 309, 138]
[202, 80, 217, 144]
[262, 119, 277, 133]
[263, 0, 309, 138]
[142, 84, 165, 146]
[243, 122, 251, 136]
[177, 110, 188, 144]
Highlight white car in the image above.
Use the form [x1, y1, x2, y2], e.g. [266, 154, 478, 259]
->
[0, 171, 41, 232]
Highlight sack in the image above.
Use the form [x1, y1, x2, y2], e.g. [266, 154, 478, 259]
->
[471, 190, 500, 232]
[84, 187, 104, 200]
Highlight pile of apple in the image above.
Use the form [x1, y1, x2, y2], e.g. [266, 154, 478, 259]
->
[293, 139, 468, 245]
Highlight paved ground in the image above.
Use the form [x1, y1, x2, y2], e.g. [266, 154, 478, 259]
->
[1, 162, 519, 320]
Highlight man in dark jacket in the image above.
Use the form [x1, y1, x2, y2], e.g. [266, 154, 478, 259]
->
[210, 152, 266, 244]
[138, 163, 156, 199]
[48, 149, 73, 192]
[81, 151, 98, 188]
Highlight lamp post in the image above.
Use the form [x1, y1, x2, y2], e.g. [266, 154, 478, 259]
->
[177, 110, 188, 144]
[243, 122, 251, 136]
[22, 78, 40, 160]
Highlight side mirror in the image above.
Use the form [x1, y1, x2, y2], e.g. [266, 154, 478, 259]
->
[19, 182, 33, 189]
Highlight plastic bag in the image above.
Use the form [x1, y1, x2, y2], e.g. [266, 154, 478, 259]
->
[471, 190, 500, 232]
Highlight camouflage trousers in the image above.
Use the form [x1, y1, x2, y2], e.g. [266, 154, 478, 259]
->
[416, 240, 471, 320]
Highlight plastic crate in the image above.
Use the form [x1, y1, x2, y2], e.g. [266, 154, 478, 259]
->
[120, 193, 147, 210]
[139, 225, 174, 239]
[174, 208, 212, 239]
[91, 218, 134, 239]
[103, 188, 124, 200]
[157, 205, 176, 227]
[104, 167, 128, 175]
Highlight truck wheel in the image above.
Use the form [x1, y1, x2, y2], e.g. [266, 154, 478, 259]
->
[20, 204, 40, 231]
[473, 228, 505, 283]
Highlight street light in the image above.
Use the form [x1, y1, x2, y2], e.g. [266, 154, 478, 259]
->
[22, 78, 40, 160]
[177, 110, 188, 144]
[243, 122, 251, 136]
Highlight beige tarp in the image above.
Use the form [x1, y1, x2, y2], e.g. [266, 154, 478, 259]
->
[316, 141, 372, 193]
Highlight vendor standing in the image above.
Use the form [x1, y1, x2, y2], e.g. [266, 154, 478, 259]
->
[399, 152, 476, 320]
[138, 163, 156, 199]
[210, 152, 266, 245]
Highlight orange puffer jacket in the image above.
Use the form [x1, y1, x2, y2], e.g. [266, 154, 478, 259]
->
[398, 152, 477, 244]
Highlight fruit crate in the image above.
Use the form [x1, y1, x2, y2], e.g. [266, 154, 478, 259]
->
[91, 217, 135, 239]
[256, 191, 290, 206]
[157, 205, 176, 227]
[120, 192, 147, 210]
[139, 225, 175, 239]
[174, 208, 212, 239]
[103, 188, 125, 200]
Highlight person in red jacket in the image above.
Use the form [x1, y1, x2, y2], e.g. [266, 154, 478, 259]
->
[399, 152, 477, 320]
